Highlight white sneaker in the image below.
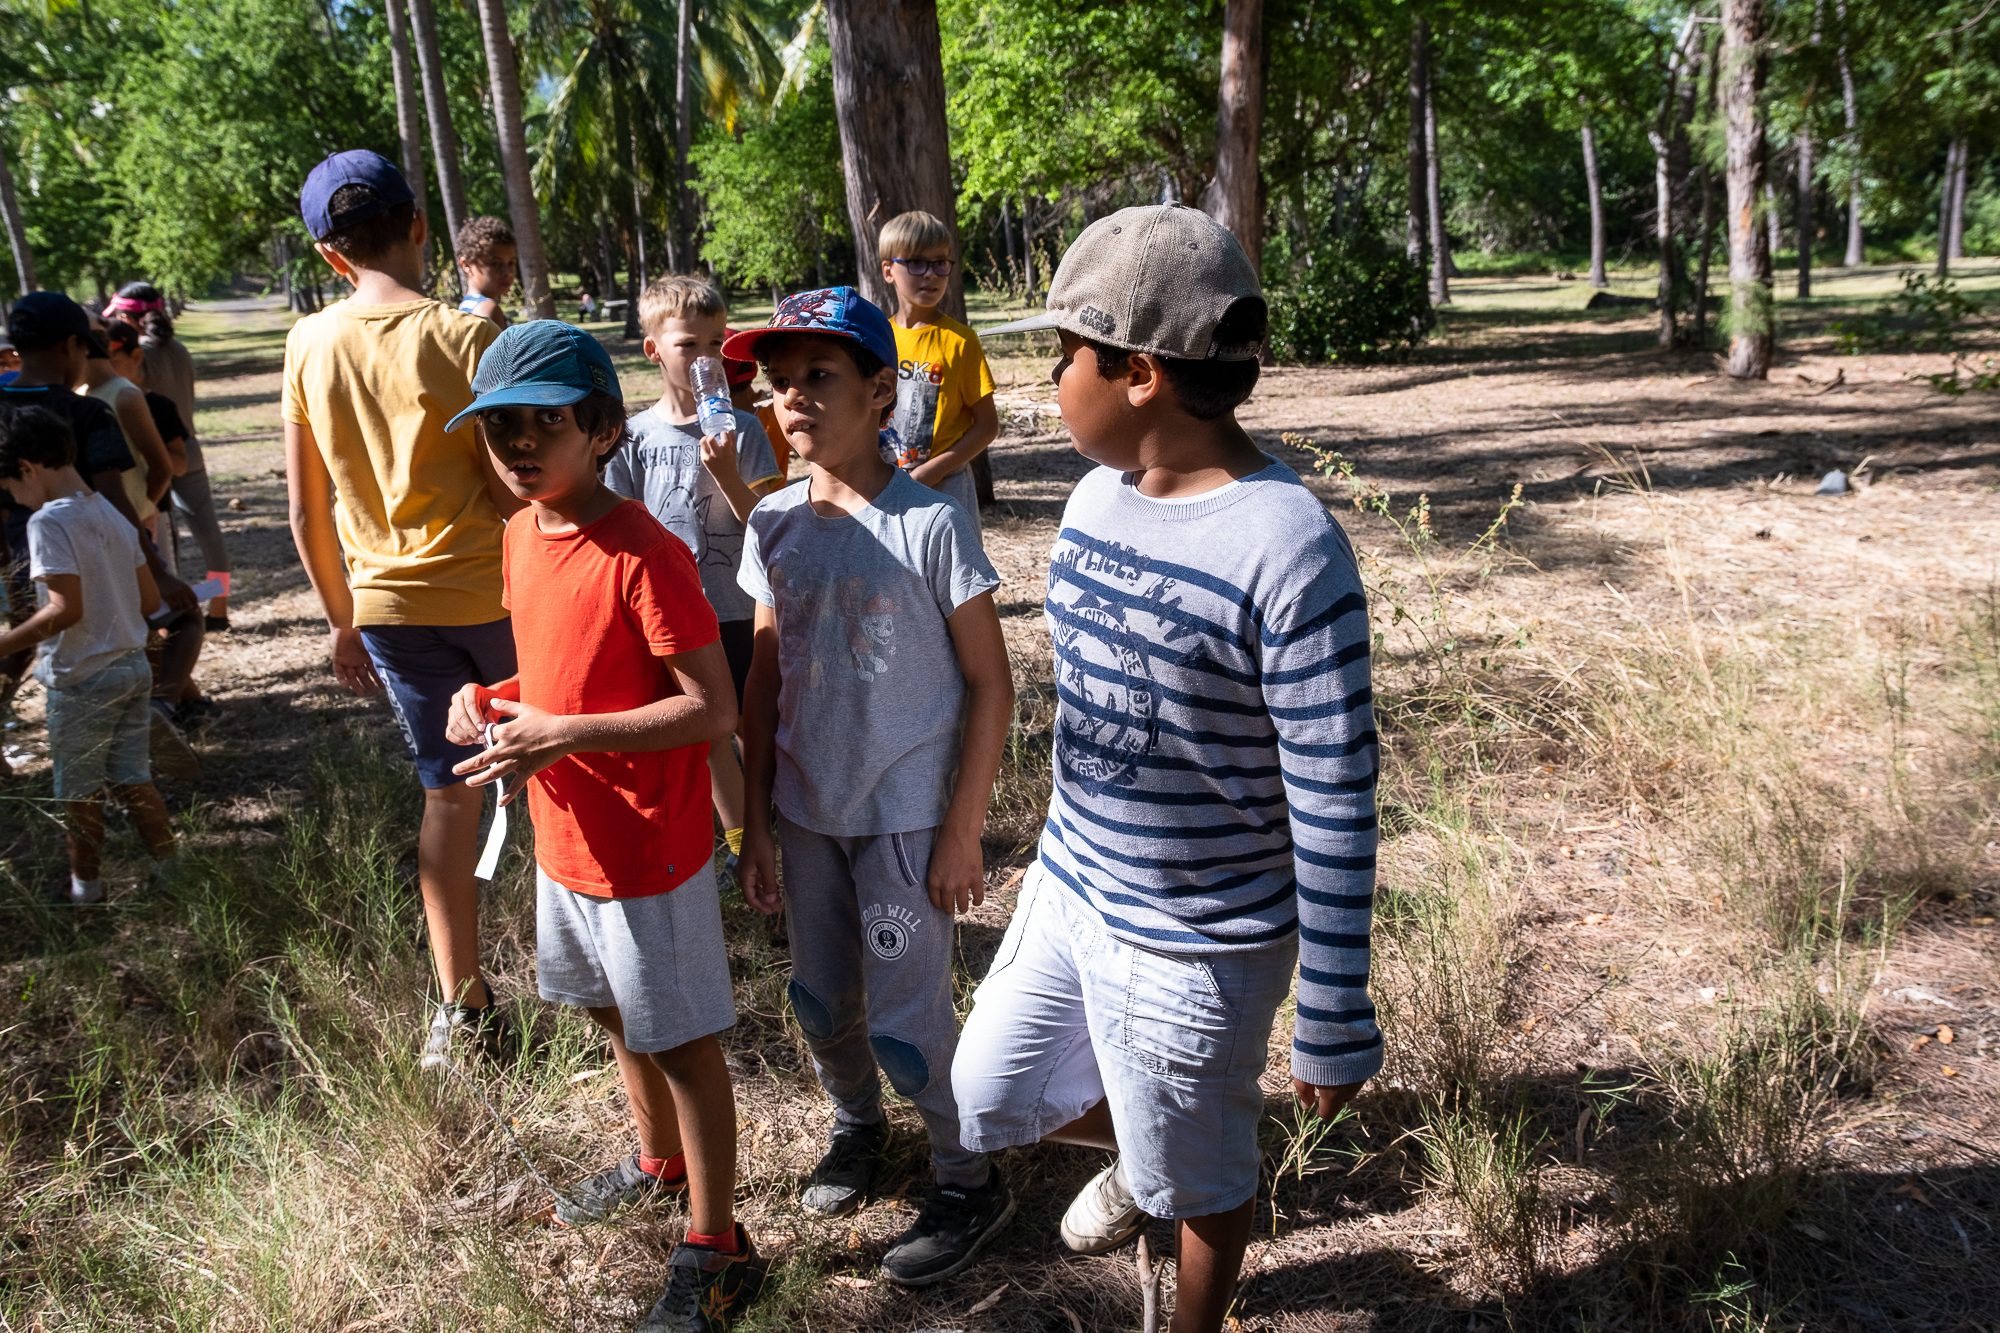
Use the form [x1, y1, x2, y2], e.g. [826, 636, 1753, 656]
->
[69, 876, 104, 905]
[1060, 1156, 1147, 1254]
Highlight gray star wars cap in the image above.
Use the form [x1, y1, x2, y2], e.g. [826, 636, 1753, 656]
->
[983, 203, 1264, 361]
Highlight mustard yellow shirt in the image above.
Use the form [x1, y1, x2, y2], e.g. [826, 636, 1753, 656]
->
[885, 315, 995, 470]
[281, 299, 503, 626]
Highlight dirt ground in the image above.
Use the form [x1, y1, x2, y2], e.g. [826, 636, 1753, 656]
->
[3, 271, 1996, 1330]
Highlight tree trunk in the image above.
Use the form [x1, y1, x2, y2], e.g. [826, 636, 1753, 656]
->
[1796, 127, 1813, 298]
[597, 215, 617, 317]
[674, 0, 695, 273]
[474, 0, 553, 319]
[1765, 177, 1781, 265]
[407, 0, 469, 265]
[1406, 17, 1428, 266]
[1722, 0, 1773, 379]
[1021, 195, 1036, 296]
[0, 135, 36, 296]
[826, 0, 964, 319]
[1935, 137, 1961, 277]
[1582, 115, 1607, 287]
[1695, 164, 1717, 344]
[1425, 75, 1449, 304]
[1949, 136, 1969, 260]
[1209, 0, 1264, 278]
[1001, 196, 1016, 268]
[1652, 16, 1701, 347]
[1838, 1, 1863, 266]
[385, 0, 427, 234]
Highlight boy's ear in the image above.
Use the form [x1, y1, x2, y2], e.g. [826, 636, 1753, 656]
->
[1124, 353, 1167, 409]
[410, 211, 427, 250]
[641, 334, 662, 366]
[315, 241, 357, 282]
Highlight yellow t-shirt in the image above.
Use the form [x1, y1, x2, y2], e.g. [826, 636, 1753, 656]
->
[281, 299, 503, 626]
[86, 377, 156, 522]
[885, 315, 995, 470]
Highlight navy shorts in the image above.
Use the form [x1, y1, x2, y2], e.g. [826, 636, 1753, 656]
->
[358, 619, 518, 789]
[718, 618, 753, 710]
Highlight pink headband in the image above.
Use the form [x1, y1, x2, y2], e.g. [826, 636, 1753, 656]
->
[106, 295, 164, 314]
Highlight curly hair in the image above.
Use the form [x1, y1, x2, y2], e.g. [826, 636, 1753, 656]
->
[454, 216, 517, 267]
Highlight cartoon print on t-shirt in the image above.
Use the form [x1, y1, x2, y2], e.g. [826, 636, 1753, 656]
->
[839, 577, 898, 681]
[887, 358, 943, 468]
[770, 560, 900, 686]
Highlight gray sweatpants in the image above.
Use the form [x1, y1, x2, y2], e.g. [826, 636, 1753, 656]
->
[778, 814, 989, 1188]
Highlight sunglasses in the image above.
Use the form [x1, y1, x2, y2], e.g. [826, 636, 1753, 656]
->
[890, 257, 955, 277]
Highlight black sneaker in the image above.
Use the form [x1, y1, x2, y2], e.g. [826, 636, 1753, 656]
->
[879, 1168, 1017, 1288]
[419, 982, 519, 1068]
[801, 1118, 890, 1216]
[637, 1224, 767, 1331]
[555, 1152, 687, 1226]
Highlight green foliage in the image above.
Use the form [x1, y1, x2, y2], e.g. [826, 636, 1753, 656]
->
[691, 46, 846, 291]
[1268, 229, 1434, 364]
[1832, 269, 1985, 353]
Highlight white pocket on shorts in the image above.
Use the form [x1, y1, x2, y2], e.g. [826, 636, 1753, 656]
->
[979, 861, 1043, 983]
[1121, 946, 1236, 1081]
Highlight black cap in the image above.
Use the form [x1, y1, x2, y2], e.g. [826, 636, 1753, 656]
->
[9, 291, 93, 344]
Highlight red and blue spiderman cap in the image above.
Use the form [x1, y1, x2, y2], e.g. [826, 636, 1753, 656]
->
[721, 286, 898, 368]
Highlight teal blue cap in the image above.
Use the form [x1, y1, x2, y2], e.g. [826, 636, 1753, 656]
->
[447, 320, 620, 433]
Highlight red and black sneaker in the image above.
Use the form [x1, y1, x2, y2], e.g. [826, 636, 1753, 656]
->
[638, 1224, 767, 1332]
[554, 1152, 687, 1226]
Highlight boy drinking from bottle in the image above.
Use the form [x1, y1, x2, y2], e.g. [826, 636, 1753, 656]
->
[606, 277, 783, 874]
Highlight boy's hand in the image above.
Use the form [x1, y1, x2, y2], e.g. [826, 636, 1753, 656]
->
[1292, 1078, 1367, 1121]
[699, 431, 739, 476]
[444, 683, 491, 747]
[449, 697, 573, 801]
[925, 825, 986, 915]
[329, 627, 382, 696]
[738, 825, 782, 915]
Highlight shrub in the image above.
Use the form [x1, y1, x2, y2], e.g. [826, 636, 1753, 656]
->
[1268, 229, 1434, 363]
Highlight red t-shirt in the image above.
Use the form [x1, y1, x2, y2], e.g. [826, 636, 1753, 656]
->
[502, 499, 720, 897]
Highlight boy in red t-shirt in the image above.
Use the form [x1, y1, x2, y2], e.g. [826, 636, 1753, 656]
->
[442, 322, 762, 1332]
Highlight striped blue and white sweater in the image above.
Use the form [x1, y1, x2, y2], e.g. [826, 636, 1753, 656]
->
[1038, 459, 1383, 1087]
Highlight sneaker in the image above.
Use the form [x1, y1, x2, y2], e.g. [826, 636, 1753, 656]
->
[172, 697, 220, 736]
[554, 1152, 687, 1226]
[1060, 1156, 1146, 1255]
[717, 849, 739, 893]
[637, 1225, 767, 1332]
[418, 983, 518, 1068]
[880, 1168, 1017, 1287]
[147, 701, 201, 781]
[801, 1118, 889, 1216]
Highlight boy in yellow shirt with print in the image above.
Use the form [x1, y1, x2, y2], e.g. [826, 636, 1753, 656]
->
[876, 211, 998, 536]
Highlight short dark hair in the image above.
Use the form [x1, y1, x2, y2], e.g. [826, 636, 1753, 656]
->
[1087, 298, 1267, 421]
[756, 330, 888, 381]
[10, 328, 81, 354]
[454, 215, 516, 266]
[0, 404, 78, 478]
[572, 389, 631, 470]
[320, 184, 418, 264]
[105, 320, 143, 355]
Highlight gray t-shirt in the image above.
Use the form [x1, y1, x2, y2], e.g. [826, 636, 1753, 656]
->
[28, 491, 148, 688]
[605, 404, 780, 623]
[739, 468, 1001, 836]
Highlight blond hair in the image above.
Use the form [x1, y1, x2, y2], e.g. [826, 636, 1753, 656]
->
[877, 210, 953, 261]
[638, 275, 727, 335]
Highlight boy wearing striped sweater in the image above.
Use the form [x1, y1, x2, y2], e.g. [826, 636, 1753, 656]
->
[955, 205, 1383, 1333]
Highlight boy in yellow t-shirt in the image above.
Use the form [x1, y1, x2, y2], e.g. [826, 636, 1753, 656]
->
[281, 150, 522, 1065]
[877, 211, 999, 535]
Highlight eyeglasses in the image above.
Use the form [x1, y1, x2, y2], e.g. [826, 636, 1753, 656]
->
[890, 257, 955, 277]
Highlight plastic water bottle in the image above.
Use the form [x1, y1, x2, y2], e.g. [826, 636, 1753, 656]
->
[689, 357, 736, 439]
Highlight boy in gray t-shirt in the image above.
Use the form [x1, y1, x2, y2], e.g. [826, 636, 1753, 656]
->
[605, 276, 785, 872]
[0, 405, 179, 904]
[727, 287, 1016, 1289]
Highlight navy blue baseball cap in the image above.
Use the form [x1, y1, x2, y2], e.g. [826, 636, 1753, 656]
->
[722, 286, 897, 368]
[8, 290, 92, 343]
[445, 320, 622, 433]
[299, 150, 416, 241]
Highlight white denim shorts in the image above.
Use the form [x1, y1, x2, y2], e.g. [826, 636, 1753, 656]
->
[536, 862, 737, 1054]
[952, 863, 1298, 1219]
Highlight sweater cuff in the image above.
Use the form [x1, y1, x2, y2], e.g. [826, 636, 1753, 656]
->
[1291, 1041, 1384, 1090]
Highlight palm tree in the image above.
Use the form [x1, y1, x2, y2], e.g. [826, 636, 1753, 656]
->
[476, 0, 556, 318]
[0, 130, 35, 295]
[385, 0, 428, 233]
[408, 0, 471, 258]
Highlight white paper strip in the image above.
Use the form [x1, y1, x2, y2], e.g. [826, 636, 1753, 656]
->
[473, 721, 508, 881]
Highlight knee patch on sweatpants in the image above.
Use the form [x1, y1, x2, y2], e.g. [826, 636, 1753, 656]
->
[870, 1034, 930, 1096]
[788, 979, 835, 1042]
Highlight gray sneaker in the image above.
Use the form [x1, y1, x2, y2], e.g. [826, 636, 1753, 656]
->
[880, 1169, 1017, 1287]
[419, 983, 518, 1068]
[801, 1118, 890, 1215]
[1060, 1156, 1146, 1254]
[554, 1152, 685, 1226]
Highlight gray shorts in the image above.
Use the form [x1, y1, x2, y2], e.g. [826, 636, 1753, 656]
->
[536, 863, 737, 1053]
[953, 863, 1298, 1219]
[45, 649, 153, 799]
